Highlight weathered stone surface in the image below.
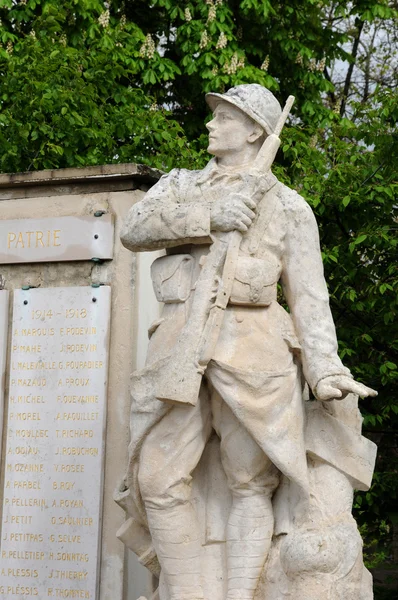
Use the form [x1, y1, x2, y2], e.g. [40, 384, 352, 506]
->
[0, 290, 9, 463]
[116, 84, 377, 600]
[0, 171, 158, 600]
[0, 163, 162, 200]
[0, 215, 114, 264]
[1, 286, 111, 599]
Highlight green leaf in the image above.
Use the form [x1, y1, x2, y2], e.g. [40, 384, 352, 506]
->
[354, 234, 367, 245]
[342, 195, 351, 207]
[386, 362, 397, 370]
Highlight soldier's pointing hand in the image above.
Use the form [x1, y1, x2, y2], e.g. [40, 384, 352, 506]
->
[315, 375, 377, 402]
[211, 193, 256, 233]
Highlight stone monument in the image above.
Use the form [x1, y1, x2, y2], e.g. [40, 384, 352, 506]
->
[0, 164, 162, 600]
[115, 84, 378, 600]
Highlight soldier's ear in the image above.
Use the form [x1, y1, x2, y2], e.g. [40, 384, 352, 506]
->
[248, 123, 266, 145]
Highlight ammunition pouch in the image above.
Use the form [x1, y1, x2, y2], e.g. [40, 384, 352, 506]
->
[151, 253, 280, 307]
[151, 254, 194, 303]
[229, 255, 279, 306]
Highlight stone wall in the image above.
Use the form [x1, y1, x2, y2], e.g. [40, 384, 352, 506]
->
[0, 164, 162, 600]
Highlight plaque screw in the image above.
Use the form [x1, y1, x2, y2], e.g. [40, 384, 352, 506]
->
[23, 300, 28, 305]
[94, 211, 106, 217]
[94, 234, 99, 239]
[91, 283, 101, 288]
[92, 297, 97, 303]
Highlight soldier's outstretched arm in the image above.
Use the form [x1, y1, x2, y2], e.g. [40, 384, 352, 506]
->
[281, 190, 377, 401]
[280, 191, 352, 394]
[121, 170, 212, 252]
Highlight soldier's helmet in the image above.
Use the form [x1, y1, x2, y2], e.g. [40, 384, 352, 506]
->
[206, 84, 282, 136]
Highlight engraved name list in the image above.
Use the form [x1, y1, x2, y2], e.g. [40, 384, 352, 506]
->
[0, 286, 111, 600]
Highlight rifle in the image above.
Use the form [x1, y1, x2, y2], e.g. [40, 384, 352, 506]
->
[155, 95, 295, 406]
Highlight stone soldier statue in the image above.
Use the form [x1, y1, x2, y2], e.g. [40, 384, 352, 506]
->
[115, 84, 377, 600]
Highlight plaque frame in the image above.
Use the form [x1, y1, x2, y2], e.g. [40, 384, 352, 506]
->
[0, 289, 9, 462]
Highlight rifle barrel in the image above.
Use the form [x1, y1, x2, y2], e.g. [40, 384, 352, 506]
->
[274, 95, 295, 137]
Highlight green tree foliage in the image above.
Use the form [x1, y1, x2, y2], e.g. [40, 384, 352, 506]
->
[0, 0, 397, 589]
[0, 0, 202, 172]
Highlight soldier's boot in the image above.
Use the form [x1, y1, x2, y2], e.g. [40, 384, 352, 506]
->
[146, 503, 205, 600]
[226, 494, 274, 600]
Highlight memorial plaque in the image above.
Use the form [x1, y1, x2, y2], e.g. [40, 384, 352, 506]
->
[0, 215, 114, 264]
[0, 290, 9, 460]
[0, 286, 111, 600]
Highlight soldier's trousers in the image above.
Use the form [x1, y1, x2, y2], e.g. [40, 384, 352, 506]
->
[138, 365, 280, 600]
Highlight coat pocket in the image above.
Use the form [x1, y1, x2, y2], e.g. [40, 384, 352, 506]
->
[150, 254, 194, 303]
[229, 255, 279, 306]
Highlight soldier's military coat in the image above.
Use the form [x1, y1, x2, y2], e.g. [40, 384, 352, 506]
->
[116, 159, 352, 553]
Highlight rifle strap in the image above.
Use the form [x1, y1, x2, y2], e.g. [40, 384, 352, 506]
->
[247, 179, 279, 256]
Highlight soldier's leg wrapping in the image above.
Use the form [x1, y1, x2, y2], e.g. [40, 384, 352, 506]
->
[138, 386, 212, 600]
[212, 392, 280, 600]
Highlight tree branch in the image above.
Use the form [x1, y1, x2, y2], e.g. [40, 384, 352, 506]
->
[324, 67, 337, 107]
[363, 25, 378, 103]
[340, 17, 364, 116]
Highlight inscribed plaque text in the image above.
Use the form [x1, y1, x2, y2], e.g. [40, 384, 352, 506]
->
[0, 286, 111, 600]
[0, 215, 114, 264]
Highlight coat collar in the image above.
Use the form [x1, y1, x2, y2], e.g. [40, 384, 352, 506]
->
[196, 158, 278, 192]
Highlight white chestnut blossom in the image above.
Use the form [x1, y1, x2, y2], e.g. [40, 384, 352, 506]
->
[200, 30, 209, 50]
[207, 5, 216, 23]
[308, 58, 317, 72]
[261, 55, 269, 71]
[224, 52, 245, 74]
[216, 31, 227, 49]
[98, 9, 110, 28]
[140, 33, 156, 59]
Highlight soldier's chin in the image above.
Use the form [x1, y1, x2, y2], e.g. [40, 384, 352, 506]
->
[207, 142, 220, 155]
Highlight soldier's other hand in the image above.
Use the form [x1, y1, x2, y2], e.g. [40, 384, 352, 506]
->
[210, 193, 256, 233]
[315, 375, 378, 402]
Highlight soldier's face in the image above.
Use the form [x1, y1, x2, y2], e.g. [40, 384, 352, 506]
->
[206, 102, 257, 158]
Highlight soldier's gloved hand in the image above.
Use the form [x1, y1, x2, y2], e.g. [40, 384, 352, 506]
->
[315, 375, 377, 402]
[210, 193, 256, 233]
